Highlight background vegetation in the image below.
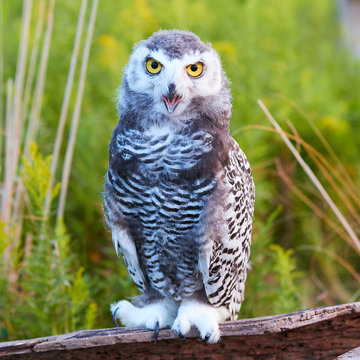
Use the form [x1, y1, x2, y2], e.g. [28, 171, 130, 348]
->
[1, 0, 359, 341]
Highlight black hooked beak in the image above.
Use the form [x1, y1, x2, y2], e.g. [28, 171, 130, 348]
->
[163, 83, 182, 114]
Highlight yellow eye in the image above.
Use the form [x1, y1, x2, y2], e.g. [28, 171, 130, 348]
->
[186, 62, 203, 77]
[146, 58, 162, 74]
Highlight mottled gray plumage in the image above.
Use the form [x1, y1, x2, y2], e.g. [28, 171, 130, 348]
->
[104, 30, 255, 343]
[142, 30, 210, 59]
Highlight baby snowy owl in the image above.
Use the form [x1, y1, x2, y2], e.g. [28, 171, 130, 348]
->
[104, 30, 255, 344]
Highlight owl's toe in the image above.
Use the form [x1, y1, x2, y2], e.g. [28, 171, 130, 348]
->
[111, 300, 136, 327]
[200, 329, 220, 344]
[178, 333, 187, 343]
[198, 333, 211, 343]
[171, 315, 191, 339]
[172, 300, 228, 344]
[111, 299, 177, 333]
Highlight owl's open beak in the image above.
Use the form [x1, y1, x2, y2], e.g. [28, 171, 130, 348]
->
[163, 83, 182, 114]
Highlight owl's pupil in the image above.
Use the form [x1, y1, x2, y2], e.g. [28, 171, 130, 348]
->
[151, 62, 158, 69]
[191, 64, 198, 72]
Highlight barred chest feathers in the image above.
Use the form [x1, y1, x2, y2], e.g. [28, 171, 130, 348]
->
[113, 124, 215, 180]
[106, 122, 222, 301]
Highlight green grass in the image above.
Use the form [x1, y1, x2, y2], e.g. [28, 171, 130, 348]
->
[1, 0, 360, 340]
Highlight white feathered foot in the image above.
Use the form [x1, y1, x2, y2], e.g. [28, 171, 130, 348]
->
[111, 299, 178, 343]
[171, 300, 229, 343]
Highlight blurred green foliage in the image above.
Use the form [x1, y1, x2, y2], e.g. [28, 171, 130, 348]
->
[1, 0, 360, 340]
[0, 144, 97, 340]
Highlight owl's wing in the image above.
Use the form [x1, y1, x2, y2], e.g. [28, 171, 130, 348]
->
[199, 139, 255, 320]
[104, 171, 147, 293]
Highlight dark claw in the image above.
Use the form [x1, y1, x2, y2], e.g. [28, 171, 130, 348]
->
[198, 334, 211, 343]
[153, 320, 160, 344]
[112, 307, 120, 328]
[178, 333, 187, 343]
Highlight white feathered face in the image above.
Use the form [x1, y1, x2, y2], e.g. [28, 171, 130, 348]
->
[124, 45, 223, 116]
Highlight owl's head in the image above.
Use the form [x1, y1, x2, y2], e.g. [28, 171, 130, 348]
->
[118, 30, 231, 123]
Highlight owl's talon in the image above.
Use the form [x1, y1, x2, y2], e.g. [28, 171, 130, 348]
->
[198, 334, 210, 343]
[178, 333, 187, 343]
[112, 307, 121, 328]
[153, 320, 160, 344]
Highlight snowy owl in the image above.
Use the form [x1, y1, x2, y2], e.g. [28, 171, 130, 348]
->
[104, 30, 255, 343]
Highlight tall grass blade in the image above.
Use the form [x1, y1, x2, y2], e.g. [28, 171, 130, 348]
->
[305, 144, 360, 225]
[11, 1, 46, 242]
[57, 0, 99, 221]
[242, 123, 360, 217]
[274, 95, 360, 208]
[284, 118, 360, 225]
[1, 0, 32, 223]
[275, 158, 357, 252]
[24, 0, 55, 156]
[299, 245, 360, 284]
[45, 0, 88, 218]
[22, 0, 46, 130]
[0, 0, 4, 173]
[258, 99, 360, 254]
[3, 79, 13, 205]
[308, 121, 360, 208]
[10, 0, 55, 253]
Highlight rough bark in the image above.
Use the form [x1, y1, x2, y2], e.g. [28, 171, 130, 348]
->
[1, 302, 360, 359]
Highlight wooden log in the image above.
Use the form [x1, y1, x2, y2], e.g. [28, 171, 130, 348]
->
[1, 302, 360, 359]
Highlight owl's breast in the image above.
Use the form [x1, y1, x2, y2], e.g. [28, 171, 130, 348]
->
[106, 124, 222, 299]
[105, 167, 216, 299]
[114, 126, 214, 179]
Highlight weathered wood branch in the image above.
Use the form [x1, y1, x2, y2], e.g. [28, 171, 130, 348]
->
[1, 302, 360, 359]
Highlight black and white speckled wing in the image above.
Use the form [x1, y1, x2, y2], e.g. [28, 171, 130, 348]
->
[199, 138, 255, 320]
[103, 191, 148, 293]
